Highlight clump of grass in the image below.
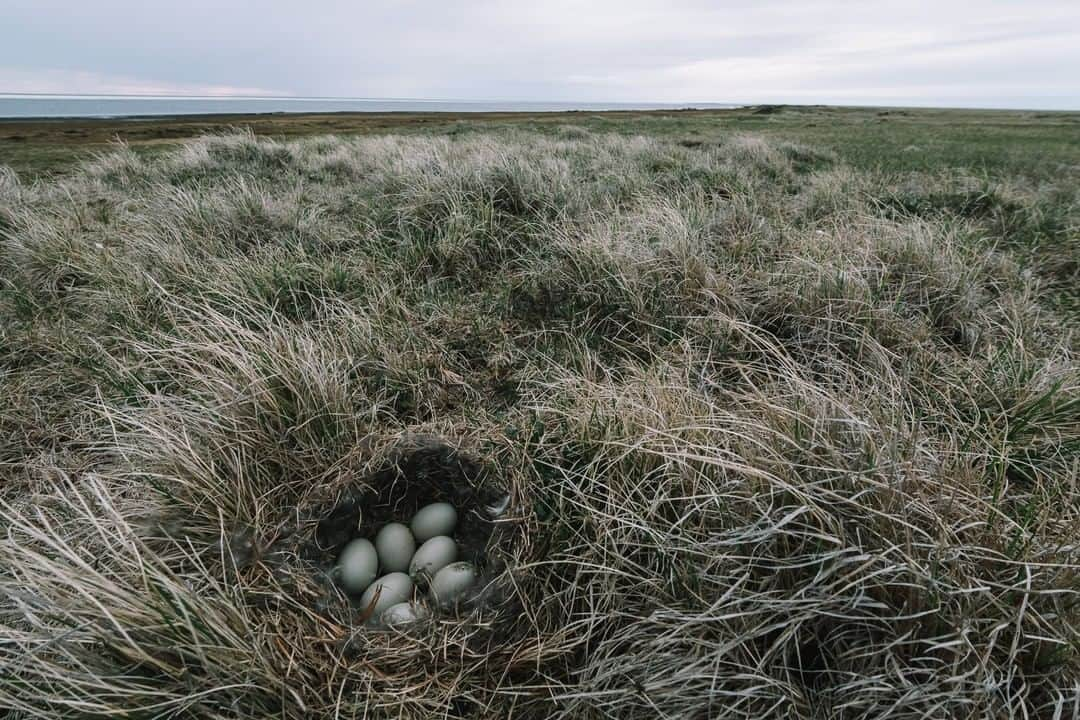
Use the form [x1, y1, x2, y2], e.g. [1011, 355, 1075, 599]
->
[0, 129, 1077, 719]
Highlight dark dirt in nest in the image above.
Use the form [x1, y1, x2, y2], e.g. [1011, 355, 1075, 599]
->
[266, 435, 518, 629]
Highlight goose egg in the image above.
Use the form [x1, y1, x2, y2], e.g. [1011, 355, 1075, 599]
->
[336, 538, 378, 594]
[382, 601, 429, 626]
[359, 572, 414, 624]
[410, 502, 457, 541]
[375, 522, 415, 573]
[430, 562, 477, 607]
[409, 535, 457, 578]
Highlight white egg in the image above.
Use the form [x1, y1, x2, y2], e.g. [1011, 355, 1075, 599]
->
[409, 535, 457, 578]
[430, 561, 477, 607]
[381, 601, 429, 626]
[336, 538, 378, 594]
[375, 522, 415, 573]
[410, 502, 457, 542]
[359, 572, 414, 624]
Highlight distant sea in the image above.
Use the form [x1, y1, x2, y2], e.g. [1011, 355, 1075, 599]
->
[0, 95, 739, 119]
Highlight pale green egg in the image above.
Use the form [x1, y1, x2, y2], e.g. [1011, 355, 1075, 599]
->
[382, 601, 429, 626]
[430, 561, 476, 607]
[359, 572, 414, 624]
[336, 538, 378, 594]
[409, 535, 457, 578]
[410, 502, 457, 542]
[375, 522, 415, 573]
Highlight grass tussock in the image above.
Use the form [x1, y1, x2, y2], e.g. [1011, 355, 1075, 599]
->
[0, 128, 1078, 719]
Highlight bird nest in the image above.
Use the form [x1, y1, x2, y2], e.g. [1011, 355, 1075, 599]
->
[263, 435, 519, 633]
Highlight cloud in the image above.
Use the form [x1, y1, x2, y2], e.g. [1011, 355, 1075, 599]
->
[561, 8, 1080, 107]
[0, 0, 1077, 108]
[0, 67, 285, 97]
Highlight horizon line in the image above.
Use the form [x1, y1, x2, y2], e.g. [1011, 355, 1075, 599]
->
[1, 94, 1076, 113]
[0, 91, 738, 104]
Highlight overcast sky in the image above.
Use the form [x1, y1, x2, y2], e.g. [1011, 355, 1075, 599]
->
[2, 0, 1078, 109]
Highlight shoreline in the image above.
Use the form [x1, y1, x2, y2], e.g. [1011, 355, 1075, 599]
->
[0, 106, 729, 124]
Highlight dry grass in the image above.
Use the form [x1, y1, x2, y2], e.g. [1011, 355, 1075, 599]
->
[0, 128, 1077, 718]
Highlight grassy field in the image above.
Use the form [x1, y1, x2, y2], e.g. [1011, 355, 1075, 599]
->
[5, 105, 1080, 179]
[0, 108, 1078, 718]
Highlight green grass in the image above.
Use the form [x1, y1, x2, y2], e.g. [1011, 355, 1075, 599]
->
[5, 105, 1079, 180]
[558, 106, 1080, 176]
[0, 116, 1077, 719]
